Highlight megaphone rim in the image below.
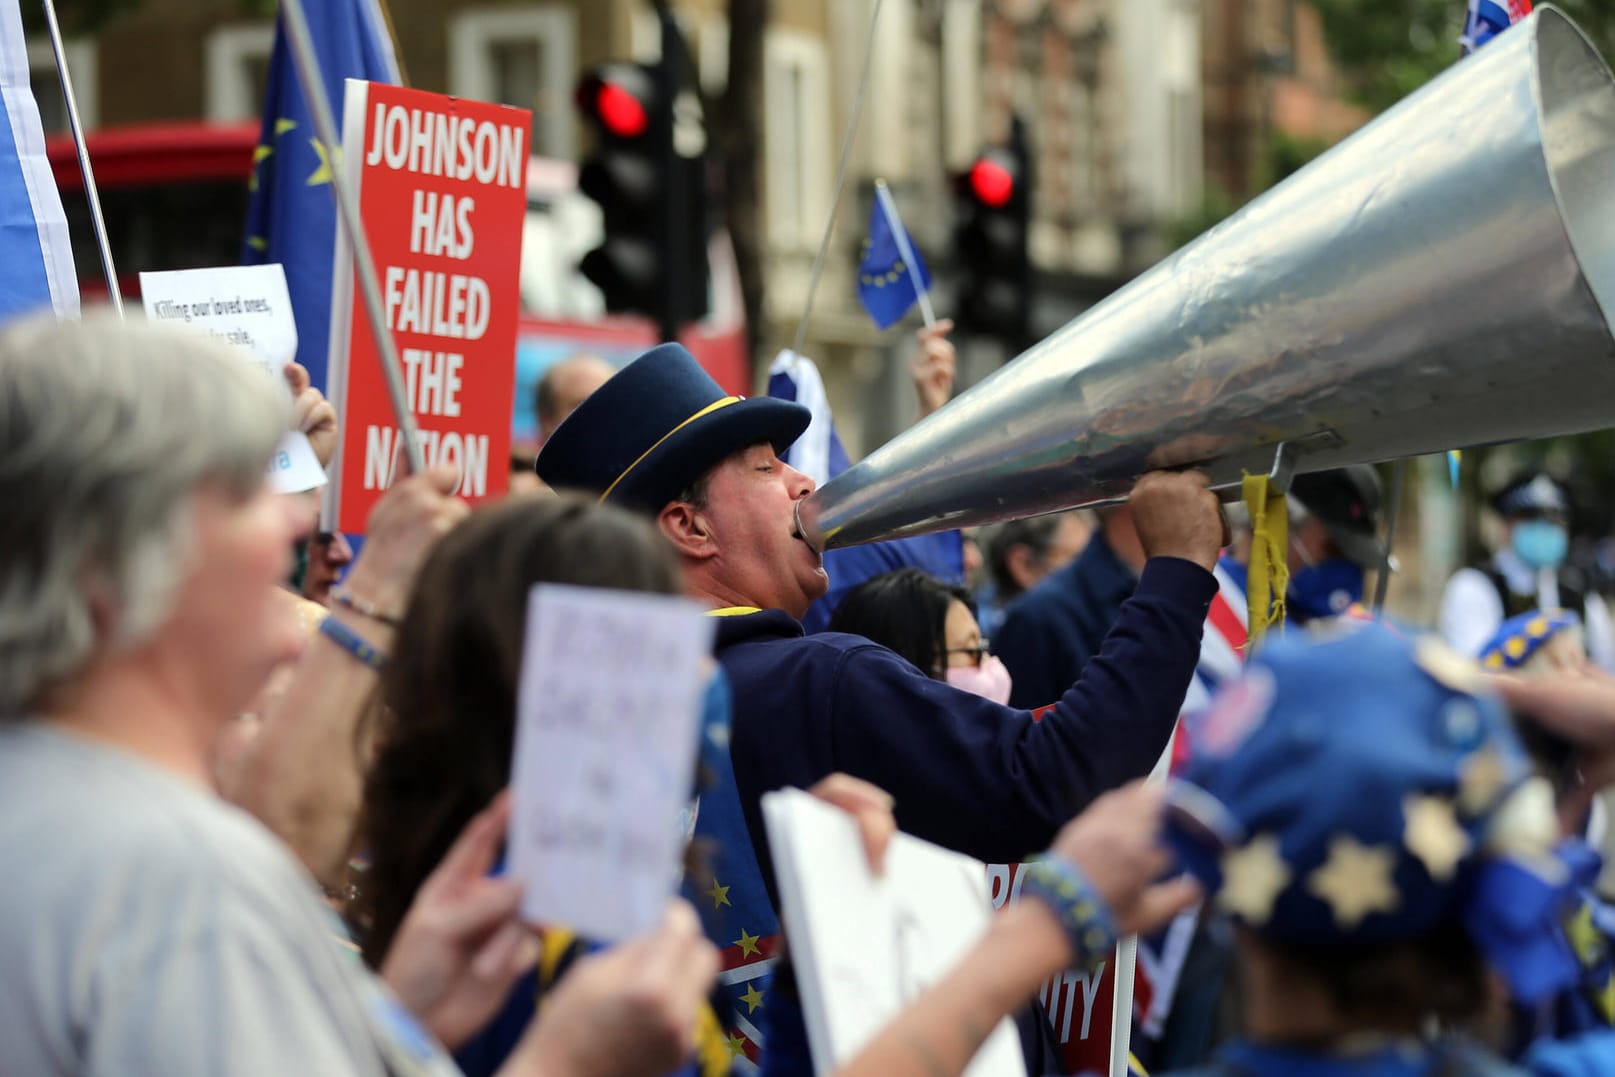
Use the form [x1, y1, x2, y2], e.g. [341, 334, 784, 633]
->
[1529, 5, 1615, 336]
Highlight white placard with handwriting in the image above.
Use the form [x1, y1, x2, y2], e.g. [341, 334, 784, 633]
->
[140, 264, 325, 494]
[508, 584, 715, 941]
[764, 788, 1027, 1077]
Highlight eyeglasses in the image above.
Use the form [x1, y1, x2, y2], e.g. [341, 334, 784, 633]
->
[945, 641, 991, 668]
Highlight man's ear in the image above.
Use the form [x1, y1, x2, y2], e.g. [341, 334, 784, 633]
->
[658, 500, 718, 560]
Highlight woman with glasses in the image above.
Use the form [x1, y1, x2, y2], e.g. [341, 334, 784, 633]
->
[828, 567, 1012, 706]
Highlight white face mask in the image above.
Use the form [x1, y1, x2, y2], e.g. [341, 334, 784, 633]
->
[944, 655, 1013, 706]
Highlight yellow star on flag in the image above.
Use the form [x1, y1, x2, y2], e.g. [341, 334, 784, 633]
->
[249, 143, 274, 192]
[740, 983, 766, 1013]
[1458, 744, 1510, 816]
[275, 117, 298, 138]
[734, 927, 761, 957]
[705, 878, 731, 909]
[307, 139, 333, 186]
[725, 1031, 748, 1058]
[1308, 835, 1400, 929]
[1217, 833, 1291, 925]
[1566, 903, 1608, 968]
[1403, 795, 1469, 882]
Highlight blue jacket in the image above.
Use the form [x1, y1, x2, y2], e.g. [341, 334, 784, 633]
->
[1164, 1032, 1615, 1077]
[995, 532, 1137, 710]
[714, 556, 1216, 904]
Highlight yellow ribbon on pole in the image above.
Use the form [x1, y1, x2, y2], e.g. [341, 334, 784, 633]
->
[1243, 472, 1290, 648]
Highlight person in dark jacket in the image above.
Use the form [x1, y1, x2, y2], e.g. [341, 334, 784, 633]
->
[538, 342, 1223, 897]
[994, 506, 1147, 709]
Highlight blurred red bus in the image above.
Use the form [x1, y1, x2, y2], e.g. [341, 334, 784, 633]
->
[46, 121, 750, 447]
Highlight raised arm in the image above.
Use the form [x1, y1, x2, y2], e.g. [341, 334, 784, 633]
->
[835, 783, 1198, 1077]
[235, 467, 467, 885]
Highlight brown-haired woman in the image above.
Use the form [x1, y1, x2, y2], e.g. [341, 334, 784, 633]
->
[354, 493, 735, 1076]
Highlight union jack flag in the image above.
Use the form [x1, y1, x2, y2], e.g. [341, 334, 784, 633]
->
[1462, 0, 1533, 55]
[684, 671, 782, 1072]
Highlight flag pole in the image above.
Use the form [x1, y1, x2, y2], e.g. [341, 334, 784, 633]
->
[40, 0, 119, 316]
[790, 0, 886, 358]
[873, 179, 935, 327]
[277, 0, 424, 475]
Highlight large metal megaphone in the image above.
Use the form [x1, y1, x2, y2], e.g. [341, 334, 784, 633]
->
[799, 6, 1615, 551]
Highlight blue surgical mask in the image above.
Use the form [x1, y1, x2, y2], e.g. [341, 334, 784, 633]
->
[1513, 520, 1569, 570]
[1287, 559, 1365, 622]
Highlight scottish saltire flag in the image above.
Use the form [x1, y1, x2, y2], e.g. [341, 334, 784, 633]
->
[241, 0, 399, 391]
[857, 197, 931, 330]
[767, 350, 851, 485]
[0, 0, 77, 323]
[1462, 0, 1533, 54]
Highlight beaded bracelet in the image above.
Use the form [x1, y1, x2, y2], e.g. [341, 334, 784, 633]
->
[319, 615, 388, 672]
[1017, 856, 1119, 970]
[330, 586, 401, 628]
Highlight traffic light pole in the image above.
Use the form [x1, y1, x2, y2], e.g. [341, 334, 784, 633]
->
[656, 8, 686, 345]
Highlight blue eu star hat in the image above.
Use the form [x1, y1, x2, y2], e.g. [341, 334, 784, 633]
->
[536, 343, 811, 512]
[1479, 610, 1582, 672]
[1166, 625, 1586, 1003]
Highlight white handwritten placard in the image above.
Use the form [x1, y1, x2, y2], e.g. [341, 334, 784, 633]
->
[508, 584, 716, 941]
[764, 788, 1026, 1077]
[140, 265, 325, 494]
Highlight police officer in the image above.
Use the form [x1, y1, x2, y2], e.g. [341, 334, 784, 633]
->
[1441, 472, 1615, 669]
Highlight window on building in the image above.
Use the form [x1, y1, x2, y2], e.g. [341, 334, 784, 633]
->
[448, 7, 576, 160]
[763, 29, 831, 253]
[26, 39, 96, 134]
[204, 24, 274, 122]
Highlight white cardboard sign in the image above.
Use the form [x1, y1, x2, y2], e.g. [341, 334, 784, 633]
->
[140, 265, 325, 494]
[508, 584, 715, 941]
[764, 788, 1027, 1077]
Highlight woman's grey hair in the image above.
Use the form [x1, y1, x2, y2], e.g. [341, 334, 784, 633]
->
[0, 312, 288, 717]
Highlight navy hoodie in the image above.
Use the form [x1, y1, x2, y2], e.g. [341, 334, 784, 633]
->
[714, 555, 1217, 906]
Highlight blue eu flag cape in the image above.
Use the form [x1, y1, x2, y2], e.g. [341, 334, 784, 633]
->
[0, 0, 77, 323]
[856, 198, 931, 330]
[241, 0, 400, 391]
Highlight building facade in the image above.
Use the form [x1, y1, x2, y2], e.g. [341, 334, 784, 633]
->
[38, 0, 1215, 456]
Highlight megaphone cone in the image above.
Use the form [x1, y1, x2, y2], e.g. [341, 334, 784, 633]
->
[801, 6, 1615, 551]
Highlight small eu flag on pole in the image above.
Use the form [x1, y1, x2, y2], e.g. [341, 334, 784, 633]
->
[857, 180, 934, 330]
[1461, 0, 1532, 55]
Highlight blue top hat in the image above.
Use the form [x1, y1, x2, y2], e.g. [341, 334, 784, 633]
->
[1166, 625, 1539, 947]
[536, 344, 811, 512]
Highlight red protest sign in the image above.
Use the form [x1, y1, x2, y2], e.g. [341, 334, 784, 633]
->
[326, 79, 530, 532]
[987, 861, 1124, 1075]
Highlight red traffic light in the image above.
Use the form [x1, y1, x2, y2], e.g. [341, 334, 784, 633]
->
[968, 156, 1016, 207]
[577, 64, 658, 139]
[595, 81, 648, 137]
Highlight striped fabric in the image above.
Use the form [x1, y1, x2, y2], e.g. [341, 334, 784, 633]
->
[0, 0, 77, 323]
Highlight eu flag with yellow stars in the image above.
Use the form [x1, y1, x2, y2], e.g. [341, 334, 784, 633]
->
[240, 0, 400, 391]
[856, 197, 931, 330]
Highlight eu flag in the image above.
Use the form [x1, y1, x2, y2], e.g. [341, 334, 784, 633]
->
[856, 196, 931, 330]
[241, 0, 400, 391]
